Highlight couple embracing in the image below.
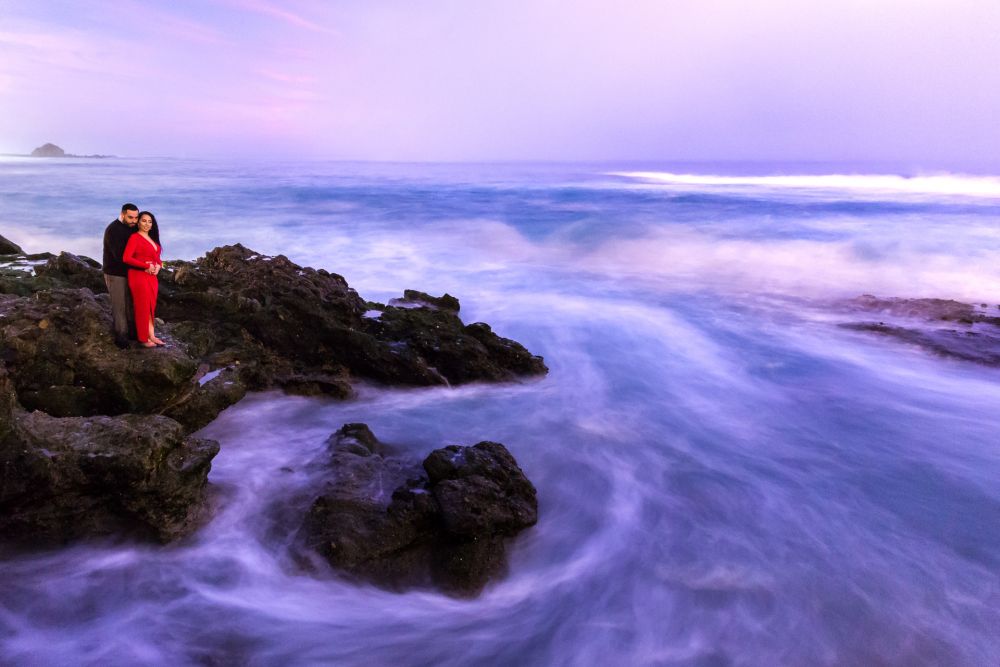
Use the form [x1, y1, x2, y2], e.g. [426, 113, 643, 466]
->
[101, 203, 165, 349]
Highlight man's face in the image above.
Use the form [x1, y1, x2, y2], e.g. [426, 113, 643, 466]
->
[122, 209, 139, 226]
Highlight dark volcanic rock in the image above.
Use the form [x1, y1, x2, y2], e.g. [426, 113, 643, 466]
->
[464, 322, 550, 377]
[0, 233, 24, 255]
[0, 250, 101, 297]
[35, 251, 105, 292]
[840, 294, 1000, 367]
[365, 298, 548, 384]
[158, 245, 444, 389]
[4, 242, 546, 404]
[299, 424, 538, 596]
[423, 442, 539, 536]
[1, 240, 546, 550]
[0, 366, 219, 544]
[158, 244, 548, 389]
[0, 289, 199, 416]
[390, 289, 461, 312]
[162, 366, 248, 432]
[0, 281, 228, 546]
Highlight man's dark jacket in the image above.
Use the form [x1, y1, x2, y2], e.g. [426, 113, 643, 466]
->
[102, 219, 134, 277]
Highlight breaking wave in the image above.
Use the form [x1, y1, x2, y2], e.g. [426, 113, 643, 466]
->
[611, 171, 1000, 198]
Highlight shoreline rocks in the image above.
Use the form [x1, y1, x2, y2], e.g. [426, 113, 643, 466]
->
[840, 294, 1000, 367]
[0, 236, 548, 427]
[0, 366, 219, 545]
[0, 232, 547, 579]
[156, 243, 547, 393]
[298, 424, 538, 596]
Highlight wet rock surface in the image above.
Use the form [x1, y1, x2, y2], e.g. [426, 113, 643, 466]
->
[0, 233, 24, 255]
[0, 288, 198, 417]
[299, 424, 538, 596]
[0, 234, 546, 556]
[840, 294, 1000, 367]
[156, 244, 547, 391]
[0, 239, 547, 426]
[364, 304, 547, 384]
[0, 366, 219, 545]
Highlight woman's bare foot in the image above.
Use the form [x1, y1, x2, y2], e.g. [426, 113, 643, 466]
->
[151, 336, 165, 346]
[140, 341, 157, 348]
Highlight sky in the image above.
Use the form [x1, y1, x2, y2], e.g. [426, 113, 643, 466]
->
[1, 0, 999, 164]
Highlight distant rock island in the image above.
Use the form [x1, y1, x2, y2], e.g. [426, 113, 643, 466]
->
[31, 143, 66, 157]
[27, 143, 113, 158]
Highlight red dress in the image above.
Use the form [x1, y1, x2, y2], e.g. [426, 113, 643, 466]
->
[122, 234, 162, 343]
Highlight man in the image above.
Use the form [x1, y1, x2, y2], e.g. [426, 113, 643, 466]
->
[102, 203, 139, 347]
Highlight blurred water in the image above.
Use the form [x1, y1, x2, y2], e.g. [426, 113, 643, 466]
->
[1, 160, 999, 666]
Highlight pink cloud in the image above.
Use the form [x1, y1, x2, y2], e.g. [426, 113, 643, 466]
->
[257, 69, 317, 85]
[216, 0, 339, 35]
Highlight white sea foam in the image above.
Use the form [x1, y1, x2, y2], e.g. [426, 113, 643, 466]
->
[578, 227, 1000, 302]
[611, 171, 1000, 198]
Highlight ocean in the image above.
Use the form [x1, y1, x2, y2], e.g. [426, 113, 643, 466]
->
[1, 158, 999, 665]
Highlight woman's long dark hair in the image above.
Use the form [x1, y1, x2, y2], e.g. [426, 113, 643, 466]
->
[138, 211, 160, 246]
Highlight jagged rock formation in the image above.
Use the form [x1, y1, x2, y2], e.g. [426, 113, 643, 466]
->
[156, 244, 547, 395]
[298, 424, 538, 596]
[0, 234, 546, 567]
[0, 366, 219, 544]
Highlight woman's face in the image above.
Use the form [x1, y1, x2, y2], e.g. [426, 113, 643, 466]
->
[138, 215, 153, 233]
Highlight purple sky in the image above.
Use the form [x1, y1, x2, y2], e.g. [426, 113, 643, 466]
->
[2, 0, 999, 163]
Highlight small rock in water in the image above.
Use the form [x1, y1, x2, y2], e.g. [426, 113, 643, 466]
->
[840, 294, 1000, 367]
[298, 424, 538, 597]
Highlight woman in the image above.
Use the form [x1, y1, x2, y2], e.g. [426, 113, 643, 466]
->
[122, 211, 164, 347]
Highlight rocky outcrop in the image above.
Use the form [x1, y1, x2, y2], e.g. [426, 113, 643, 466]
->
[843, 294, 998, 323]
[162, 366, 248, 433]
[0, 242, 225, 546]
[840, 295, 1000, 366]
[0, 251, 89, 297]
[35, 251, 106, 292]
[30, 143, 66, 157]
[0, 240, 547, 423]
[0, 233, 24, 255]
[0, 234, 547, 555]
[0, 366, 219, 544]
[156, 245, 432, 392]
[364, 301, 548, 384]
[156, 244, 547, 392]
[0, 289, 198, 417]
[299, 424, 538, 596]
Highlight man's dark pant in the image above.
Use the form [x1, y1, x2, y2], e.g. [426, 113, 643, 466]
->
[104, 273, 133, 343]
